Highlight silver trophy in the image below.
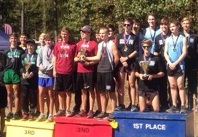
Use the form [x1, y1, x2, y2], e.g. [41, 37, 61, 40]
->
[140, 61, 150, 80]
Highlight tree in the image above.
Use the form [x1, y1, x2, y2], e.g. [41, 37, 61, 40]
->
[0, 0, 197, 39]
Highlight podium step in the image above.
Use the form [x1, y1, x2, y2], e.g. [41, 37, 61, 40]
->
[53, 116, 112, 137]
[112, 111, 194, 137]
[5, 119, 54, 137]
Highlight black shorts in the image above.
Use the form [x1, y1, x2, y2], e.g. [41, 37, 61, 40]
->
[167, 64, 183, 77]
[54, 73, 73, 92]
[93, 64, 98, 85]
[76, 72, 94, 90]
[0, 86, 7, 109]
[138, 90, 158, 102]
[93, 71, 97, 85]
[97, 72, 115, 92]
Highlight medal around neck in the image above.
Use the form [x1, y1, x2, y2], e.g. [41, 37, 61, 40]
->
[139, 61, 150, 80]
[79, 47, 86, 62]
[124, 47, 128, 52]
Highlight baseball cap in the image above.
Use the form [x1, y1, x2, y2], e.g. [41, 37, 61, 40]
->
[80, 25, 92, 33]
[26, 39, 36, 45]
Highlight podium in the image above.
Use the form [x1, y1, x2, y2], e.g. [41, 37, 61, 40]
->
[112, 111, 194, 137]
[53, 117, 112, 137]
[5, 120, 54, 137]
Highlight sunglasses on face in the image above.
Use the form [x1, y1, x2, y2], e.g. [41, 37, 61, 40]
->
[142, 46, 151, 49]
[124, 24, 131, 27]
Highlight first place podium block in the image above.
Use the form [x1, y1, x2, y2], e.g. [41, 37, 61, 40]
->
[113, 111, 194, 137]
[5, 120, 55, 137]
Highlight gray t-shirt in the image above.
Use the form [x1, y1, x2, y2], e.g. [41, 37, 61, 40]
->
[37, 45, 53, 78]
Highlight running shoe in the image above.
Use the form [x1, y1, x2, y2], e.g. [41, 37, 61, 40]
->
[114, 104, 125, 111]
[5, 112, 13, 120]
[94, 112, 106, 119]
[66, 110, 74, 117]
[36, 114, 46, 121]
[54, 110, 65, 116]
[180, 106, 188, 114]
[87, 110, 94, 118]
[166, 105, 179, 113]
[131, 105, 138, 112]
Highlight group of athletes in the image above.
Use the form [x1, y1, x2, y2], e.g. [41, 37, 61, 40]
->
[0, 13, 197, 134]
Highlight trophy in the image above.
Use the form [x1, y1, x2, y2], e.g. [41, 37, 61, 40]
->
[139, 61, 150, 80]
[24, 62, 31, 78]
[79, 47, 86, 62]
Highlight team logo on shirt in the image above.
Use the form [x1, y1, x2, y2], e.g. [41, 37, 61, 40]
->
[119, 39, 125, 44]
[129, 39, 134, 45]
[159, 40, 163, 45]
[60, 44, 69, 58]
[106, 85, 111, 90]
[119, 39, 134, 45]
[190, 38, 194, 43]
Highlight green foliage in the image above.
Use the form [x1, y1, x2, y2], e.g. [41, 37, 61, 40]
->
[0, 0, 198, 39]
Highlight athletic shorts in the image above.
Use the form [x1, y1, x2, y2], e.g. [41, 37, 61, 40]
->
[54, 73, 73, 92]
[38, 77, 54, 87]
[167, 64, 183, 77]
[93, 64, 98, 85]
[93, 71, 97, 85]
[97, 72, 115, 92]
[138, 90, 158, 101]
[3, 69, 20, 84]
[76, 72, 94, 91]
